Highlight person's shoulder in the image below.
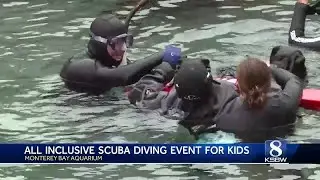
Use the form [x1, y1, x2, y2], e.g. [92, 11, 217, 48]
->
[67, 51, 98, 65]
[61, 51, 92, 68]
[61, 51, 99, 76]
[67, 50, 88, 61]
[214, 79, 238, 93]
[265, 93, 294, 115]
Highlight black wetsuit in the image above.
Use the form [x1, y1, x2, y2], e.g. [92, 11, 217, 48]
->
[212, 67, 303, 140]
[60, 39, 164, 95]
[289, 2, 320, 50]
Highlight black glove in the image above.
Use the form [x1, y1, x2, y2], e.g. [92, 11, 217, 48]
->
[269, 46, 307, 80]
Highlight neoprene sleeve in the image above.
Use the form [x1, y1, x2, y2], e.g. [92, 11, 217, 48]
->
[289, 2, 320, 50]
[96, 52, 164, 87]
[270, 67, 303, 110]
[60, 51, 164, 94]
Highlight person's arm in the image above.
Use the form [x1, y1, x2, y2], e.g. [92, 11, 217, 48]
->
[289, 1, 320, 50]
[270, 66, 303, 110]
[126, 44, 182, 105]
[127, 61, 175, 105]
[95, 51, 164, 89]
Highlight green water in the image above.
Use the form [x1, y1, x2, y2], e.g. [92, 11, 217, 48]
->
[1, 0, 320, 179]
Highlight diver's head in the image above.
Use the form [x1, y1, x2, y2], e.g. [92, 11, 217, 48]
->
[174, 60, 218, 106]
[236, 57, 271, 109]
[88, 14, 133, 67]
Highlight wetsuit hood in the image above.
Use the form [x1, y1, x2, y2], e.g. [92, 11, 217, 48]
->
[174, 59, 220, 104]
[177, 81, 238, 137]
[269, 45, 307, 80]
[87, 14, 128, 67]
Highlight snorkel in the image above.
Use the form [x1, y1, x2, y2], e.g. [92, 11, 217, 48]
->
[124, 0, 150, 29]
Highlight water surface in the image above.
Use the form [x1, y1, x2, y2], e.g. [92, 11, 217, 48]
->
[1, 0, 320, 179]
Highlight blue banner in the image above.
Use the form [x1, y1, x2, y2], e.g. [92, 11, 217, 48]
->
[0, 141, 318, 164]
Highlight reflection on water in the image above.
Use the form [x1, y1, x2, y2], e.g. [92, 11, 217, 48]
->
[1, 0, 320, 179]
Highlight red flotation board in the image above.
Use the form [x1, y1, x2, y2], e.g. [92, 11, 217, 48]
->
[300, 89, 320, 111]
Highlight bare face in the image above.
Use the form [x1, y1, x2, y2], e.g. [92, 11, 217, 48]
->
[107, 41, 127, 61]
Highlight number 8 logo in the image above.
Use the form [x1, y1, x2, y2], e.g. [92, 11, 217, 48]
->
[269, 140, 283, 157]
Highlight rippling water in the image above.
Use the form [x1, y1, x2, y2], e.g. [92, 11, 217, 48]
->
[1, 0, 320, 179]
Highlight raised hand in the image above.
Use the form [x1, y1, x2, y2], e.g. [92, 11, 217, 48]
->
[162, 45, 182, 69]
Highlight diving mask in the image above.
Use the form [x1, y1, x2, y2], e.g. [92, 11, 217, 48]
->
[89, 31, 134, 49]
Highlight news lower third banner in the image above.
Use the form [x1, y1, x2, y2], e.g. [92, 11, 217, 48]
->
[0, 140, 319, 164]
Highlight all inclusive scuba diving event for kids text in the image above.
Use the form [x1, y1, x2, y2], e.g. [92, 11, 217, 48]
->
[0, 141, 319, 164]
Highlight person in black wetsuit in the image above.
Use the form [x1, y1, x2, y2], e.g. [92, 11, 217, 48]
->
[289, 0, 320, 50]
[126, 46, 306, 141]
[210, 58, 303, 142]
[60, 14, 182, 95]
